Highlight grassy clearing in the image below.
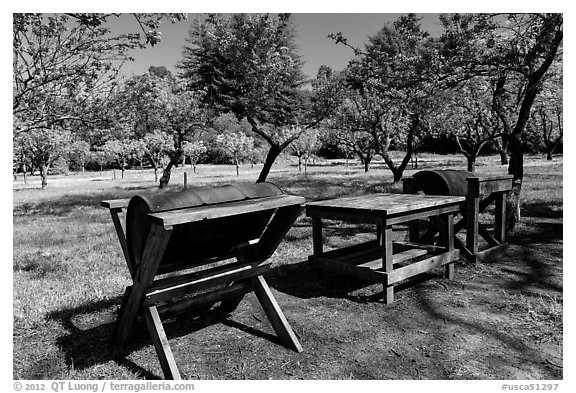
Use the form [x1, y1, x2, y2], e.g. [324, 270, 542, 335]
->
[13, 154, 563, 380]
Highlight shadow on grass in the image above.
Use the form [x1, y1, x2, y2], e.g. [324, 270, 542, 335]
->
[44, 295, 282, 380]
[267, 258, 439, 303]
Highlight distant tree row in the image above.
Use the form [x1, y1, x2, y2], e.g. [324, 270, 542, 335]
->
[13, 13, 562, 228]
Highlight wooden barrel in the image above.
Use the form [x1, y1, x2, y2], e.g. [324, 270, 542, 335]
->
[126, 182, 284, 271]
[412, 169, 475, 196]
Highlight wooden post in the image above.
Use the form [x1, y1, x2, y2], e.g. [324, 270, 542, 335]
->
[312, 218, 323, 257]
[444, 213, 455, 279]
[382, 224, 394, 304]
[494, 191, 507, 243]
[466, 178, 480, 263]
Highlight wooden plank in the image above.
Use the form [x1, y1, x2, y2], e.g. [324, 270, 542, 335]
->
[157, 281, 252, 318]
[117, 224, 173, 346]
[252, 275, 303, 353]
[386, 203, 461, 225]
[306, 207, 385, 224]
[250, 204, 303, 261]
[144, 262, 271, 306]
[148, 195, 305, 228]
[143, 306, 181, 380]
[478, 178, 514, 195]
[306, 193, 465, 216]
[385, 249, 460, 285]
[101, 198, 131, 209]
[107, 208, 133, 276]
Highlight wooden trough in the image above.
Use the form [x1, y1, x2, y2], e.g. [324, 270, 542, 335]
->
[403, 170, 513, 263]
[101, 182, 304, 379]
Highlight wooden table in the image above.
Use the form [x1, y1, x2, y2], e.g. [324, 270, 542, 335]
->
[306, 193, 465, 304]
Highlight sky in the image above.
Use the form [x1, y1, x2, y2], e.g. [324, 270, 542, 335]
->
[112, 13, 444, 79]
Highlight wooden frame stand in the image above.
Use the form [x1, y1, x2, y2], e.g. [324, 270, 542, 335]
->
[403, 174, 513, 263]
[102, 195, 304, 379]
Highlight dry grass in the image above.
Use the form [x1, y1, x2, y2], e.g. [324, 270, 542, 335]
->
[13, 154, 563, 380]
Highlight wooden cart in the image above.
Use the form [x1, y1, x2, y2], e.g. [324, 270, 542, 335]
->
[102, 183, 304, 379]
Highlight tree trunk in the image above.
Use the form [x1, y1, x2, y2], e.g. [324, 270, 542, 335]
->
[154, 167, 158, 182]
[298, 156, 302, 172]
[159, 151, 183, 189]
[467, 155, 476, 173]
[234, 156, 239, 177]
[23, 163, 28, 184]
[40, 164, 49, 189]
[257, 145, 281, 183]
[546, 151, 553, 161]
[506, 130, 524, 231]
[363, 158, 370, 173]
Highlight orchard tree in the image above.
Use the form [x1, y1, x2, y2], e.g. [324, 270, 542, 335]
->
[182, 141, 207, 174]
[141, 131, 173, 181]
[159, 87, 208, 188]
[178, 14, 338, 182]
[332, 14, 443, 182]
[16, 126, 72, 188]
[529, 58, 563, 160]
[289, 128, 320, 174]
[216, 132, 254, 176]
[435, 77, 503, 172]
[102, 139, 132, 179]
[439, 13, 563, 228]
[68, 140, 91, 173]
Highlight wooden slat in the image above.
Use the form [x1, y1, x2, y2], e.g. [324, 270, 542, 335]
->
[148, 195, 304, 228]
[101, 198, 131, 209]
[107, 208, 133, 276]
[467, 176, 513, 196]
[306, 193, 465, 218]
[386, 203, 461, 225]
[117, 224, 173, 346]
[385, 249, 460, 285]
[157, 281, 253, 318]
[144, 262, 271, 306]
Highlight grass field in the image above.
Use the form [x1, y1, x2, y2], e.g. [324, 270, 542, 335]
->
[13, 153, 563, 380]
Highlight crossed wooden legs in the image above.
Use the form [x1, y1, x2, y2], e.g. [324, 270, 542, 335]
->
[114, 222, 302, 380]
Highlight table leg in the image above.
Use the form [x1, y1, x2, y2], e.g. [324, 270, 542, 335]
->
[444, 213, 455, 279]
[312, 217, 323, 257]
[382, 225, 394, 304]
[466, 193, 480, 262]
[494, 191, 507, 243]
